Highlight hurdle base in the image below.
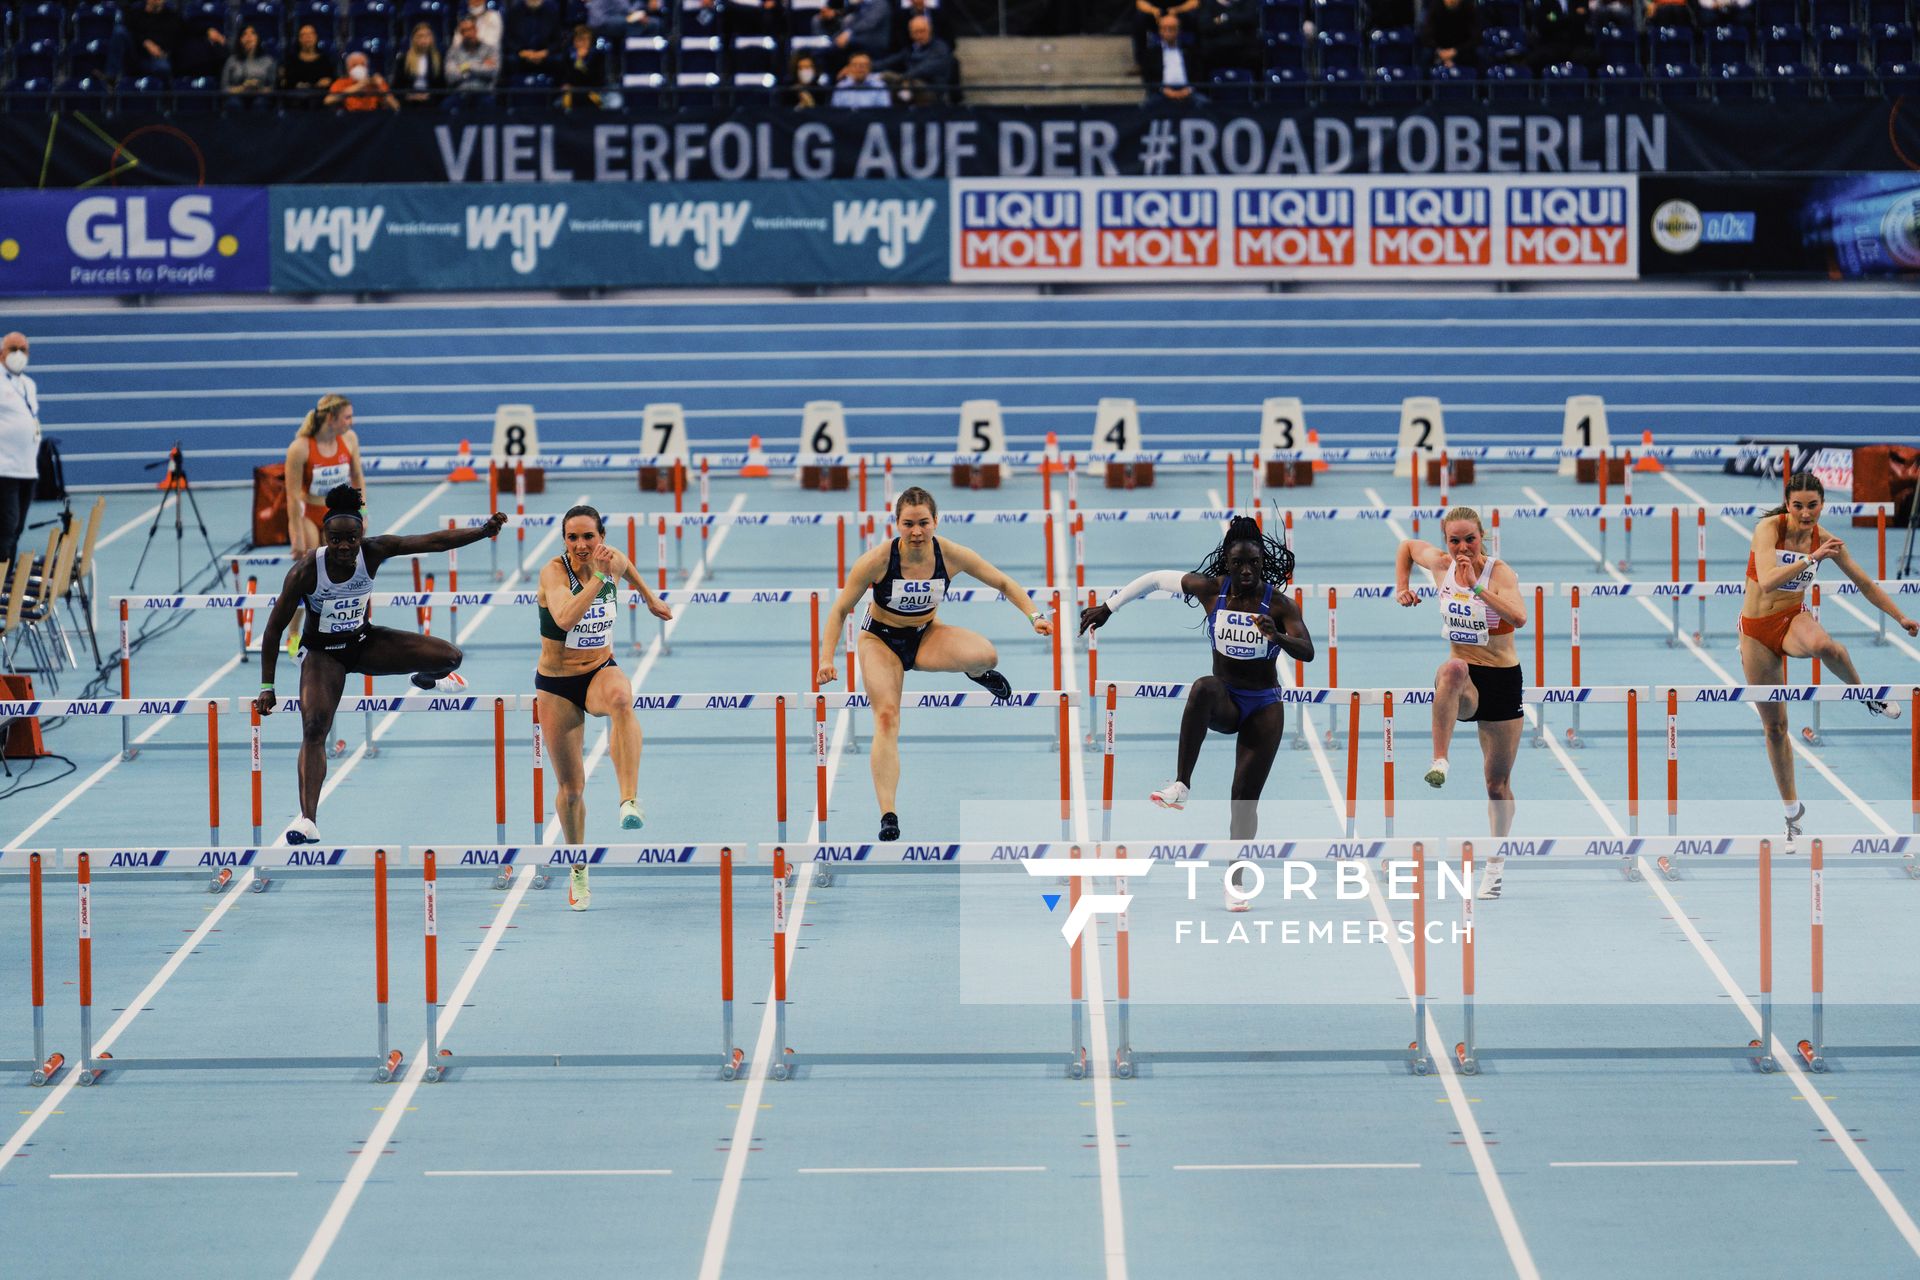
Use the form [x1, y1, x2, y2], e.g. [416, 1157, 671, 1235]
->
[66, 1054, 401, 1077]
[1464, 1045, 1781, 1065]
[1809, 1043, 1920, 1061]
[3, 1056, 63, 1086]
[1127, 1047, 1423, 1067]
[778, 1050, 1084, 1077]
[949, 463, 1002, 489]
[423, 1051, 746, 1080]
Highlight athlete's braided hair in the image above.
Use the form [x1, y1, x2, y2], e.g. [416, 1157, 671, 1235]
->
[323, 484, 365, 525]
[1191, 515, 1294, 603]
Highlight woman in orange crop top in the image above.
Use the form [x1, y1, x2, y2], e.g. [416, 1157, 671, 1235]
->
[284, 394, 366, 650]
[1739, 470, 1915, 840]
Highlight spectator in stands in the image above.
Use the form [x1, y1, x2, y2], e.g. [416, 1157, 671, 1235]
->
[1196, 0, 1259, 74]
[1519, 0, 1598, 68]
[1140, 11, 1201, 101]
[446, 15, 502, 92]
[1643, 0, 1690, 24]
[559, 24, 605, 106]
[830, 49, 891, 105]
[280, 22, 338, 104]
[0, 333, 39, 573]
[1419, 0, 1481, 66]
[506, 0, 564, 79]
[894, 0, 955, 50]
[223, 23, 277, 100]
[395, 22, 444, 107]
[816, 0, 894, 60]
[462, 0, 505, 50]
[326, 48, 401, 108]
[109, 0, 184, 82]
[1694, 0, 1745, 16]
[586, 0, 644, 78]
[875, 14, 955, 103]
[1135, 0, 1198, 65]
[785, 51, 824, 106]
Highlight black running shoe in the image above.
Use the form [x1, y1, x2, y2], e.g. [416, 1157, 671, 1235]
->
[879, 812, 900, 842]
[1785, 802, 1806, 843]
[967, 669, 1013, 701]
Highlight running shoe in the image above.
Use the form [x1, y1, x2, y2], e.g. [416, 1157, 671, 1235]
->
[1224, 871, 1251, 912]
[568, 864, 591, 911]
[412, 670, 469, 693]
[1785, 802, 1806, 843]
[879, 811, 900, 841]
[1477, 857, 1505, 901]
[967, 669, 1014, 701]
[1424, 758, 1450, 789]
[282, 816, 320, 845]
[1150, 780, 1189, 810]
[1865, 698, 1902, 720]
[620, 798, 645, 830]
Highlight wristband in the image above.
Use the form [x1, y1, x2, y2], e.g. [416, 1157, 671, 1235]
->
[595, 571, 614, 585]
[260, 682, 273, 690]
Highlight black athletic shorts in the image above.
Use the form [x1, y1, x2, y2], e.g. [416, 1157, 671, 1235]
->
[535, 658, 618, 712]
[1463, 662, 1524, 723]
[861, 614, 929, 672]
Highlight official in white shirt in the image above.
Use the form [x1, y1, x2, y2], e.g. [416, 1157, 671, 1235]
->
[0, 332, 41, 568]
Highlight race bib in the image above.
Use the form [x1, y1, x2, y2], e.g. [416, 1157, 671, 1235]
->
[567, 589, 615, 650]
[1441, 592, 1489, 647]
[1775, 550, 1816, 592]
[890, 578, 945, 614]
[1213, 609, 1270, 661]
[317, 595, 368, 635]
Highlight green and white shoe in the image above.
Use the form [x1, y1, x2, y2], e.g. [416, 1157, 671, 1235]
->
[620, 798, 645, 831]
[568, 864, 591, 912]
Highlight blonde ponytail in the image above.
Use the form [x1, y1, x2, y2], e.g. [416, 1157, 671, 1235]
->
[298, 393, 352, 440]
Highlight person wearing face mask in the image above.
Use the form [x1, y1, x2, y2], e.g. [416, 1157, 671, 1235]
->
[0, 333, 39, 570]
[325, 50, 400, 110]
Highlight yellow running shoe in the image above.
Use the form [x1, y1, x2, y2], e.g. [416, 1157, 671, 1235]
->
[568, 864, 591, 911]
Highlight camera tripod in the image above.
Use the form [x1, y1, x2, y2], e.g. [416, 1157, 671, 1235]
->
[128, 445, 223, 594]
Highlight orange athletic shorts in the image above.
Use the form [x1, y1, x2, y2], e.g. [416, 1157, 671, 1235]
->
[1739, 606, 1801, 658]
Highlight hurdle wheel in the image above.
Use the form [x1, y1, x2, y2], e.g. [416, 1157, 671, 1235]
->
[1114, 1052, 1133, 1079]
[533, 872, 552, 890]
[375, 1066, 394, 1084]
[424, 1065, 443, 1083]
[720, 1061, 738, 1082]
[326, 739, 349, 760]
[78, 1070, 97, 1087]
[772, 1062, 790, 1081]
[813, 867, 833, 888]
[491, 870, 513, 891]
[250, 875, 270, 893]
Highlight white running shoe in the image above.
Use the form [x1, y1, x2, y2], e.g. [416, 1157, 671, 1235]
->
[568, 864, 591, 911]
[282, 816, 320, 846]
[1224, 879, 1251, 912]
[1150, 780, 1190, 810]
[1476, 856, 1505, 901]
[1424, 758, 1450, 789]
[1865, 698, 1902, 720]
[620, 798, 645, 830]
[411, 670, 469, 693]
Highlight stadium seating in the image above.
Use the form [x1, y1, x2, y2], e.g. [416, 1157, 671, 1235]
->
[1540, 59, 1591, 99]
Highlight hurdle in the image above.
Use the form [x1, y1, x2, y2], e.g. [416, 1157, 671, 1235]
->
[417, 844, 748, 1082]
[1101, 839, 1440, 1077]
[759, 842, 1091, 1080]
[0, 850, 63, 1086]
[1797, 827, 1920, 1073]
[66, 846, 408, 1085]
[1448, 834, 1797, 1073]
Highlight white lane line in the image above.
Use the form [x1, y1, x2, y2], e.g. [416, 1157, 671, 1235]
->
[51, 1170, 299, 1180]
[93, 500, 165, 550]
[422, 1169, 672, 1178]
[1657, 470, 1920, 667]
[1175, 1162, 1424, 1171]
[50, 370, 1920, 405]
[1526, 488, 1920, 1259]
[41, 344, 1916, 374]
[1247, 485, 1540, 1280]
[696, 711, 848, 1280]
[797, 1166, 1049, 1175]
[0, 866, 258, 1176]
[1520, 486, 1896, 837]
[1058, 488, 1129, 1280]
[291, 499, 745, 1280]
[1549, 1160, 1798, 1169]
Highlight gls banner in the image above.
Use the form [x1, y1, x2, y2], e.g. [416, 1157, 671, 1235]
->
[270, 180, 945, 291]
[0, 187, 270, 294]
[951, 174, 1635, 282]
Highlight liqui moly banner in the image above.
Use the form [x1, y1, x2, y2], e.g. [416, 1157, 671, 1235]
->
[949, 174, 1636, 282]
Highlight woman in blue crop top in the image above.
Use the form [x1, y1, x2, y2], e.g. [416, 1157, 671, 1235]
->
[818, 486, 1052, 843]
[1081, 516, 1313, 889]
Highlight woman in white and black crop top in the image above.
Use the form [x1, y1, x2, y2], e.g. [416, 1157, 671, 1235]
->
[817, 486, 1053, 844]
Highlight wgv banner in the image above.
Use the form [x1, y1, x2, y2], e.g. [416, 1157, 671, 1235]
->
[949, 174, 1636, 283]
[0, 187, 270, 294]
[270, 180, 946, 291]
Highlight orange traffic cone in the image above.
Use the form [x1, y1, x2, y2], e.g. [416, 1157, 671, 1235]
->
[1633, 429, 1664, 472]
[448, 438, 479, 483]
[1307, 428, 1329, 473]
[741, 434, 770, 478]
